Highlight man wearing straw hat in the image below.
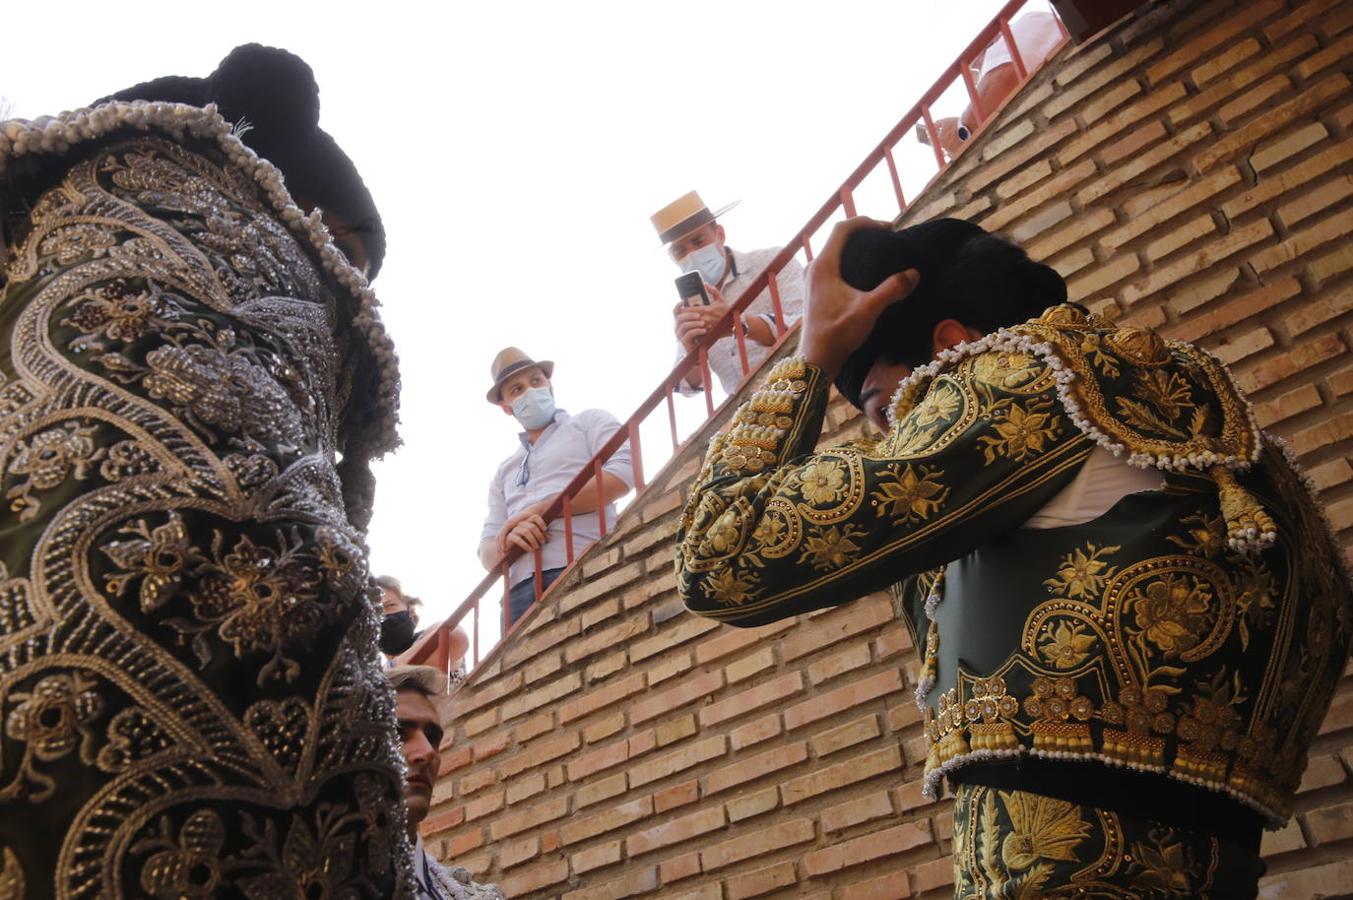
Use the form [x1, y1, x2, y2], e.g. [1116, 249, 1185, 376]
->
[652, 191, 805, 396]
[386, 665, 502, 899]
[478, 348, 634, 626]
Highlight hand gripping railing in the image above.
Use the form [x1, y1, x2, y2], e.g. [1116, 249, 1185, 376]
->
[404, 0, 1067, 680]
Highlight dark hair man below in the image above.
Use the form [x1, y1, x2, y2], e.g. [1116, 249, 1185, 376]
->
[676, 217, 1352, 897]
[387, 666, 502, 900]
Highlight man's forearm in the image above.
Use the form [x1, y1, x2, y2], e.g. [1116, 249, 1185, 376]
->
[568, 472, 629, 514]
[477, 538, 501, 571]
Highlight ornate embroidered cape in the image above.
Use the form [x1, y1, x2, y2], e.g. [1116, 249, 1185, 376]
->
[0, 104, 408, 897]
[677, 305, 1352, 829]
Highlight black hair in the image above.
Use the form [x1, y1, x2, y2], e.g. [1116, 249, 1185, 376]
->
[834, 223, 1066, 409]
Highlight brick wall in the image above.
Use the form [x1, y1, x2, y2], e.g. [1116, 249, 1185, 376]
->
[426, 1, 1353, 896]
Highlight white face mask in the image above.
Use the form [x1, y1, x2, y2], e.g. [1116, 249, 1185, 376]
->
[679, 243, 728, 285]
[511, 386, 556, 430]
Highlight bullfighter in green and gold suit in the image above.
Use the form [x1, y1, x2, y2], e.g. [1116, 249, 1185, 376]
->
[0, 47, 410, 897]
[677, 218, 1352, 899]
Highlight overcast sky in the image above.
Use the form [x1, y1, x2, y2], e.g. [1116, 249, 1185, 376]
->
[4, 0, 1029, 649]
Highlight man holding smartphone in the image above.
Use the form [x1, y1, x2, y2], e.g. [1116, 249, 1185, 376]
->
[651, 191, 805, 397]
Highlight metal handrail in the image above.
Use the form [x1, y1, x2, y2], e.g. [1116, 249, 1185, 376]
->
[405, 0, 1067, 680]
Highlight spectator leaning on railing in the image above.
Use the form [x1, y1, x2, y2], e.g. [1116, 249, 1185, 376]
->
[478, 348, 634, 626]
[653, 191, 805, 396]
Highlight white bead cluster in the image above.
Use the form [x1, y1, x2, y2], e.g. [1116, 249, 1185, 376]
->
[0, 101, 401, 465]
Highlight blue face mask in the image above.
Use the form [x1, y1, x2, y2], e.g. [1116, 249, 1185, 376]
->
[679, 243, 728, 286]
[511, 386, 556, 430]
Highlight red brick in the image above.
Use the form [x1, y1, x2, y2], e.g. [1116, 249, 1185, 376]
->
[726, 786, 780, 824]
[1236, 333, 1346, 394]
[498, 859, 569, 898]
[515, 711, 554, 744]
[1100, 167, 1242, 252]
[1146, 0, 1284, 86]
[583, 712, 625, 745]
[421, 807, 464, 836]
[888, 702, 923, 733]
[802, 821, 932, 876]
[562, 866, 659, 900]
[1287, 411, 1353, 458]
[1120, 219, 1274, 308]
[626, 805, 726, 857]
[560, 797, 653, 847]
[523, 649, 562, 685]
[463, 709, 496, 738]
[706, 741, 809, 795]
[563, 615, 647, 665]
[810, 714, 883, 757]
[1253, 384, 1321, 428]
[500, 834, 539, 870]
[781, 594, 894, 661]
[700, 818, 816, 871]
[505, 773, 546, 806]
[447, 829, 484, 858]
[981, 160, 1099, 233]
[1067, 254, 1141, 303]
[459, 768, 496, 797]
[693, 619, 794, 665]
[784, 669, 905, 731]
[1308, 458, 1353, 491]
[630, 669, 723, 724]
[576, 772, 627, 809]
[1207, 327, 1274, 366]
[700, 672, 804, 728]
[500, 731, 581, 779]
[841, 868, 914, 900]
[630, 616, 720, 663]
[656, 714, 698, 748]
[1026, 209, 1116, 262]
[628, 735, 726, 788]
[560, 672, 646, 724]
[782, 745, 904, 806]
[456, 671, 525, 716]
[499, 671, 583, 722]
[473, 730, 512, 763]
[1195, 75, 1351, 174]
[567, 738, 629, 782]
[1265, 0, 1343, 42]
[500, 616, 581, 670]
[874, 625, 914, 660]
[725, 861, 798, 900]
[655, 779, 701, 814]
[462, 791, 504, 823]
[646, 649, 694, 686]
[489, 794, 570, 841]
[441, 746, 473, 774]
[571, 840, 624, 877]
[1305, 800, 1353, 846]
[821, 790, 897, 834]
[1261, 819, 1307, 857]
[1164, 276, 1300, 343]
[660, 852, 703, 884]
[808, 643, 873, 685]
[725, 647, 775, 684]
[911, 855, 956, 894]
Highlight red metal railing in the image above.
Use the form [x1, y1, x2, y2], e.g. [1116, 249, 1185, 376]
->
[404, 0, 1068, 680]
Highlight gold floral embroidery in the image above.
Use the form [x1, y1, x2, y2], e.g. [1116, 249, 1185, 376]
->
[1043, 543, 1120, 599]
[797, 459, 848, 505]
[798, 524, 867, 571]
[999, 790, 1092, 869]
[1129, 574, 1212, 656]
[1, 672, 105, 802]
[871, 463, 949, 524]
[1038, 621, 1097, 669]
[976, 397, 1061, 464]
[132, 810, 227, 899]
[102, 512, 202, 613]
[6, 421, 106, 521]
[702, 568, 762, 606]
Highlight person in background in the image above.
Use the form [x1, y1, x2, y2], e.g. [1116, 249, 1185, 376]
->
[386, 665, 502, 900]
[677, 217, 1351, 898]
[925, 10, 1063, 157]
[378, 574, 424, 657]
[478, 348, 633, 626]
[652, 191, 805, 396]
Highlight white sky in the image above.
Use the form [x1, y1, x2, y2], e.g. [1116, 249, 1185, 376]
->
[4, 0, 1018, 649]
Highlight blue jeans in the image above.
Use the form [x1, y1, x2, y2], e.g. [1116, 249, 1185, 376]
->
[508, 567, 565, 626]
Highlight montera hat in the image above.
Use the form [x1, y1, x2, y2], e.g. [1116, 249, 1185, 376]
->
[385, 664, 454, 729]
[98, 43, 388, 278]
[651, 191, 740, 245]
[487, 347, 555, 403]
[833, 218, 1066, 410]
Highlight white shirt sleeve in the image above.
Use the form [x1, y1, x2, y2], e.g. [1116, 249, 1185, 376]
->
[771, 256, 806, 326]
[481, 469, 508, 544]
[583, 409, 636, 490]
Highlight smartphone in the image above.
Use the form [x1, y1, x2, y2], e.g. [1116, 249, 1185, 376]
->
[675, 271, 710, 307]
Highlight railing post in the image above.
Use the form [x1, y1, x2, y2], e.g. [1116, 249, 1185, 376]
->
[959, 58, 986, 125]
[699, 346, 714, 417]
[500, 559, 512, 638]
[919, 103, 948, 169]
[562, 491, 575, 564]
[839, 185, 857, 218]
[594, 458, 607, 537]
[884, 146, 907, 213]
[627, 421, 645, 491]
[767, 274, 787, 339]
[998, 15, 1029, 80]
[666, 390, 679, 452]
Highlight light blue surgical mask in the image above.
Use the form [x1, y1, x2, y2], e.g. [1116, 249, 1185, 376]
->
[511, 386, 556, 430]
[679, 243, 728, 286]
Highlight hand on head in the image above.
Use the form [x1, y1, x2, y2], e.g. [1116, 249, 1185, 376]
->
[800, 218, 920, 379]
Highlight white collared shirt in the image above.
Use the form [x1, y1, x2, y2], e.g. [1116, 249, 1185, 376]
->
[675, 246, 806, 396]
[481, 408, 634, 586]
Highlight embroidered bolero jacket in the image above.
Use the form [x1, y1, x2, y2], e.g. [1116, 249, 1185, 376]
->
[677, 304, 1352, 826]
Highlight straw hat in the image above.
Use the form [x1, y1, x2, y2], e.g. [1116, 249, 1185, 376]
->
[486, 347, 554, 403]
[650, 190, 739, 245]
